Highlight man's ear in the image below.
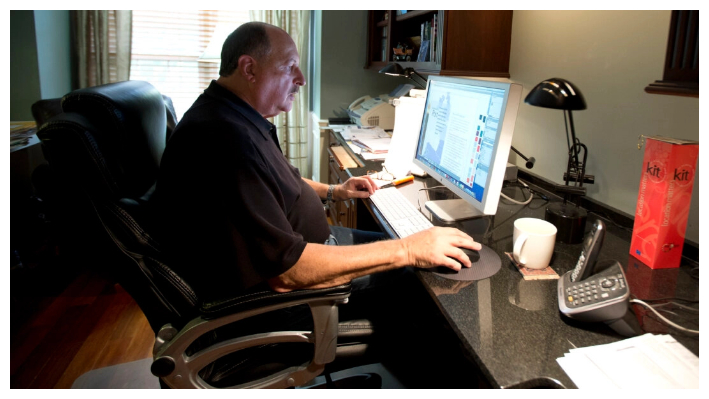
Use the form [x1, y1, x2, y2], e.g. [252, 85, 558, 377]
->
[237, 54, 257, 83]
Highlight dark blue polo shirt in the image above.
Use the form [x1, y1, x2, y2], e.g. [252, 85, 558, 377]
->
[154, 81, 330, 300]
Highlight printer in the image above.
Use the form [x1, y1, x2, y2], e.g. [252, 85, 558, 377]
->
[346, 84, 414, 130]
[347, 94, 395, 129]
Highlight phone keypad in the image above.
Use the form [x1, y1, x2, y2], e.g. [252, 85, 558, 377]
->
[565, 272, 626, 308]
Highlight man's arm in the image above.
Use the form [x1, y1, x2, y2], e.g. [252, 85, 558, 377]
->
[302, 176, 377, 201]
[267, 226, 481, 292]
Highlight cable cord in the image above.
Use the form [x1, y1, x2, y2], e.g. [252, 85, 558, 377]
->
[650, 301, 700, 313]
[416, 186, 446, 211]
[500, 191, 533, 205]
[500, 179, 534, 205]
[630, 299, 699, 335]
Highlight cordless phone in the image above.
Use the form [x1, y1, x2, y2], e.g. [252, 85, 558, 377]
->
[570, 220, 605, 283]
[558, 220, 640, 337]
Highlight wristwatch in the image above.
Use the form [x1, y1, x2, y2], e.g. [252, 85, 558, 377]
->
[327, 184, 336, 202]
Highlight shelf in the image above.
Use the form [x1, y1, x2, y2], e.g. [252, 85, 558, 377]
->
[397, 61, 440, 74]
[366, 11, 513, 78]
[395, 10, 436, 22]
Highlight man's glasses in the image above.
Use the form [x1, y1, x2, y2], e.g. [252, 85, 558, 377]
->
[367, 166, 394, 181]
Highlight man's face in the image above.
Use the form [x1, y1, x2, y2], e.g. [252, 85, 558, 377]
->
[253, 29, 306, 118]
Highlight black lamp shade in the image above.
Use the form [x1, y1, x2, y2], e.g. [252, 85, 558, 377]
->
[378, 63, 427, 89]
[524, 78, 586, 110]
[378, 63, 407, 76]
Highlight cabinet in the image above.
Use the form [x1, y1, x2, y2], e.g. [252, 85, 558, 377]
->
[366, 10, 513, 78]
[326, 131, 358, 228]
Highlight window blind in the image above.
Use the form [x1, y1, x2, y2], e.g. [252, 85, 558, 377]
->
[130, 10, 250, 119]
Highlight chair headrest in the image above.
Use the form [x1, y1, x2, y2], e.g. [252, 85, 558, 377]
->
[59, 80, 167, 199]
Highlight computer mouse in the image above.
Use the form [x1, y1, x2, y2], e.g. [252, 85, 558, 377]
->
[435, 248, 480, 274]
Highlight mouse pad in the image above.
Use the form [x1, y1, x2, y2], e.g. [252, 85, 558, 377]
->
[430, 245, 502, 281]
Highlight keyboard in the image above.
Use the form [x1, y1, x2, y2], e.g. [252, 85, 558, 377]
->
[369, 187, 433, 238]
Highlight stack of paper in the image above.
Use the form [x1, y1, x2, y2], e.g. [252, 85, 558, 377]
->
[557, 333, 698, 389]
[340, 126, 391, 160]
[351, 137, 391, 154]
[339, 126, 390, 141]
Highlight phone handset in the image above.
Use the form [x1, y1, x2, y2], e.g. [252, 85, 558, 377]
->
[348, 95, 371, 111]
[570, 220, 605, 282]
[558, 219, 641, 337]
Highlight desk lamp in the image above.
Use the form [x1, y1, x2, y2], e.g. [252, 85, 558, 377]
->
[525, 78, 592, 244]
[378, 63, 427, 89]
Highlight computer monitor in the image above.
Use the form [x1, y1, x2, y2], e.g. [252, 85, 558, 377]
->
[413, 76, 522, 221]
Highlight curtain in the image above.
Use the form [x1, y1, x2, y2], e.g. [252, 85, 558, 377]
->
[71, 10, 132, 88]
[250, 11, 311, 174]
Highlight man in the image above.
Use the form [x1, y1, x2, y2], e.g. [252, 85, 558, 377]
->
[155, 22, 481, 302]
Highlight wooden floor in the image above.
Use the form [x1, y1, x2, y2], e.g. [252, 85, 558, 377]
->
[10, 265, 155, 388]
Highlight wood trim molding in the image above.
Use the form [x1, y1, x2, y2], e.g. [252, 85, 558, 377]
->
[645, 80, 698, 97]
[646, 11, 699, 97]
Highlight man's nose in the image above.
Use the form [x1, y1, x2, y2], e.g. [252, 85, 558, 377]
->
[295, 67, 306, 86]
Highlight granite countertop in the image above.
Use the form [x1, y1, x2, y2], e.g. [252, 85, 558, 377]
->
[373, 178, 699, 388]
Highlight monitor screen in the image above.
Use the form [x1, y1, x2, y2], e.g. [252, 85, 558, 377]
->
[413, 76, 522, 219]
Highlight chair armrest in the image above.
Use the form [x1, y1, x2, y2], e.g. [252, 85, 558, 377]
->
[152, 284, 351, 388]
[198, 284, 351, 319]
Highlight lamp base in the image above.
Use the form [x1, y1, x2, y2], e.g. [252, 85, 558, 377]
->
[545, 202, 587, 244]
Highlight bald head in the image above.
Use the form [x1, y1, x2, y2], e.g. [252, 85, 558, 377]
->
[216, 22, 305, 118]
[219, 22, 273, 77]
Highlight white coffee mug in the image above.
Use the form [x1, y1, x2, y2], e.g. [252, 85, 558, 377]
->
[512, 218, 557, 269]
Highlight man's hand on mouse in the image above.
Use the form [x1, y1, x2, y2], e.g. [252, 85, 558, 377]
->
[401, 227, 481, 271]
[334, 176, 378, 200]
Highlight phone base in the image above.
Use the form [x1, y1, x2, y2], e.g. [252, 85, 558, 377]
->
[604, 306, 643, 337]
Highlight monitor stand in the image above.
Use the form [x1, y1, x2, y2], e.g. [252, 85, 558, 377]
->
[425, 199, 485, 222]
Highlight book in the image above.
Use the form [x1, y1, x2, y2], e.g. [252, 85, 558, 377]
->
[417, 40, 430, 62]
[428, 15, 436, 61]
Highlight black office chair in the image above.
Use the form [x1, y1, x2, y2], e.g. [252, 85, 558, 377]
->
[36, 80, 379, 388]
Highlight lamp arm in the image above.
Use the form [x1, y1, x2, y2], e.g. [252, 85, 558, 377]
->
[575, 142, 588, 188]
[409, 70, 428, 89]
[511, 146, 536, 169]
[566, 110, 581, 168]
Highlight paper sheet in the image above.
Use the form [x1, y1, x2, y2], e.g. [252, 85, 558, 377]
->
[557, 334, 698, 389]
[340, 126, 390, 141]
[360, 151, 387, 161]
[384, 96, 426, 179]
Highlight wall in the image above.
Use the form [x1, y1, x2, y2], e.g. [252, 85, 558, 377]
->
[314, 10, 410, 182]
[34, 11, 73, 100]
[11, 10, 42, 121]
[10, 10, 73, 121]
[319, 10, 409, 119]
[508, 10, 699, 243]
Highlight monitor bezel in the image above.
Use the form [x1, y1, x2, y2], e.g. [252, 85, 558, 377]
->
[412, 75, 522, 216]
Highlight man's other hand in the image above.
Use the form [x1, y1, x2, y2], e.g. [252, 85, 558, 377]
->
[334, 175, 378, 200]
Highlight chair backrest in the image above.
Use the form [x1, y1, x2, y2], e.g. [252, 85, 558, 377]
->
[32, 94, 179, 138]
[37, 81, 198, 332]
[31, 98, 63, 127]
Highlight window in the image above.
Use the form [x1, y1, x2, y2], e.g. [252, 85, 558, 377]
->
[130, 10, 250, 119]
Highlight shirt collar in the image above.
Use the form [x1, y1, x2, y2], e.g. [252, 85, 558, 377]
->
[203, 80, 275, 143]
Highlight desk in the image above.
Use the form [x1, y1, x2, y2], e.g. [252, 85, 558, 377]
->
[331, 137, 700, 388]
